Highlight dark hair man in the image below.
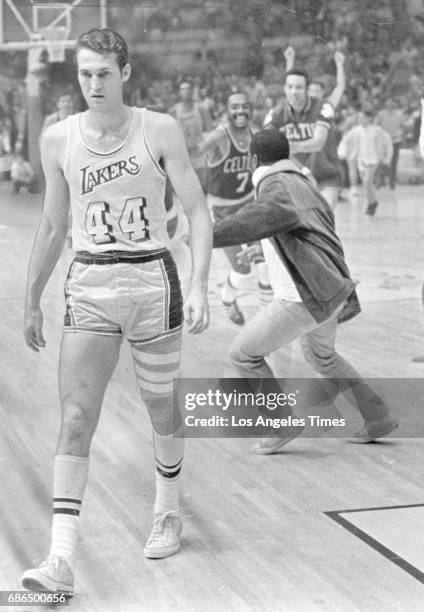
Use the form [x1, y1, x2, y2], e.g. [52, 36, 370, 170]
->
[212, 129, 397, 454]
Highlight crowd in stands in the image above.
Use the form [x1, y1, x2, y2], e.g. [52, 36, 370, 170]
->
[1, 0, 424, 193]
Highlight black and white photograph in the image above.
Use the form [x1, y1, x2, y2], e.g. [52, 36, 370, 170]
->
[0, 1, 424, 610]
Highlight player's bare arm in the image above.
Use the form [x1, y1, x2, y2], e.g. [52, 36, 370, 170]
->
[284, 46, 295, 72]
[196, 125, 227, 156]
[151, 112, 212, 333]
[327, 51, 346, 109]
[24, 123, 70, 351]
[290, 123, 329, 154]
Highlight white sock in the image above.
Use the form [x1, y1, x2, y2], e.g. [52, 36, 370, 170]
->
[220, 270, 250, 303]
[153, 431, 184, 516]
[49, 454, 89, 566]
[253, 261, 273, 305]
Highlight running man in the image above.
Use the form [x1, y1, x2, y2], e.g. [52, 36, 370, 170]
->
[22, 28, 211, 596]
[264, 62, 342, 209]
[213, 129, 398, 454]
[199, 92, 272, 325]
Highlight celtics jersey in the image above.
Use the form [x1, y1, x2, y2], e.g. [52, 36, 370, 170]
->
[207, 126, 254, 207]
[264, 97, 334, 170]
[63, 107, 168, 252]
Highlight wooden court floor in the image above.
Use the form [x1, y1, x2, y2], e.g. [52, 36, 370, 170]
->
[1, 183, 424, 611]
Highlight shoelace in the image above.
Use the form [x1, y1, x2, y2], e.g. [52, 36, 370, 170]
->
[148, 512, 178, 545]
[41, 556, 73, 573]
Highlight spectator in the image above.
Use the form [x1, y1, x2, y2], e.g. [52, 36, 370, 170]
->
[244, 74, 267, 109]
[169, 81, 212, 191]
[374, 98, 406, 189]
[41, 90, 75, 136]
[338, 108, 393, 216]
[10, 153, 34, 195]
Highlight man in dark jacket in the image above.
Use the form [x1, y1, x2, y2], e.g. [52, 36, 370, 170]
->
[213, 129, 397, 454]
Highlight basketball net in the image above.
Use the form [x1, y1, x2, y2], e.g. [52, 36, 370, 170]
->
[41, 26, 69, 63]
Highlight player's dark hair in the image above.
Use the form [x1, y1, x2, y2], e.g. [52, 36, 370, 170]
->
[284, 69, 309, 85]
[76, 28, 129, 71]
[227, 91, 249, 104]
[250, 129, 290, 164]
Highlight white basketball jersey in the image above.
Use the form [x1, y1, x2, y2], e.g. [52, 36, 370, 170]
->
[64, 107, 168, 252]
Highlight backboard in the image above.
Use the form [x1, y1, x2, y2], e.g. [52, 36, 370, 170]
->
[0, 0, 107, 50]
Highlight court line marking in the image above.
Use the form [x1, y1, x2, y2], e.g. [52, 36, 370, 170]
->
[325, 503, 424, 585]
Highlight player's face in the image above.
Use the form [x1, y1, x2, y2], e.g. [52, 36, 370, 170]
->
[227, 95, 251, 129]
[285, 75, 308, 108]
[308, 83, 324, 100]
[77, 48, 130, 112]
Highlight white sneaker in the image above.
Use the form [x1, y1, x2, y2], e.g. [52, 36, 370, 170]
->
[22, 555, 74, 595]
[251, 423, 305, 455]
[144, 511, 182, 559]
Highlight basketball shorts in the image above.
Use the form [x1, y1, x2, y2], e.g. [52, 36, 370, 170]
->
[63, 249, 183, 343]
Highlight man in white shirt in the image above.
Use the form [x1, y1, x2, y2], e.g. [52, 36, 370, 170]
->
[338, 108, 393, 216]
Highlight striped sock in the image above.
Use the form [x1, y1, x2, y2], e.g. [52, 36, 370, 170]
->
[49, 455, 89, 566]
[258, 281, 274, 306]
[153, 432, 184, 516]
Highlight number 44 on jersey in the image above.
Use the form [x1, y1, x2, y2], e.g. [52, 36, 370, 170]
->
[85, 197, 150, 245]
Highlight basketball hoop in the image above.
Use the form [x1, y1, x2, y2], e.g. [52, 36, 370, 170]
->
[41, 25, 69, 63]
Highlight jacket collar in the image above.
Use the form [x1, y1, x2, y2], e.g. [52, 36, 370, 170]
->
[254, 160, 304, 191]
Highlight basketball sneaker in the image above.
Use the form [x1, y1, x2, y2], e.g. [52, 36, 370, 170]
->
[21, 555, 74, 595]
[222, 299, 245, 325]
[251, 423, 306, 454]
[349, 415, 398, 443]
[144, 511, 182, 559]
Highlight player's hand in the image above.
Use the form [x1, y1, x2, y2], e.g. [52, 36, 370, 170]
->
[24, 307, 46, 352]
[237, 244, 262, 266]
[184, 285, 209, 334]
[334, 51, 345, 66]
[284, 46, 295, 64]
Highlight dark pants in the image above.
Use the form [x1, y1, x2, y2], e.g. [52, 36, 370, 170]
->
[389, 142, 401, 189]
[374, 142, 401, 190]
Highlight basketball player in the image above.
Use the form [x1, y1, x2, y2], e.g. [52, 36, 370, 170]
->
[213, 130, 398, 454]
[198, 92, 272, 325]
[265, 64, 360, 323]
[264, 67, 342, 209]
[22, 29, 211, 596]
[170, 81, 212, 192]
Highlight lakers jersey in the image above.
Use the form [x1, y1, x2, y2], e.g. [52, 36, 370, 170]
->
[207, 126, 254, 207]
[63, 107, 168, 252]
